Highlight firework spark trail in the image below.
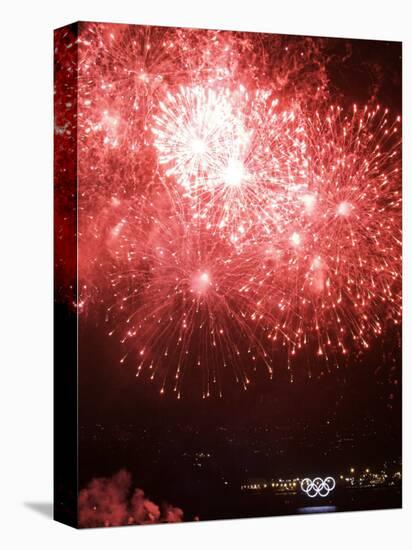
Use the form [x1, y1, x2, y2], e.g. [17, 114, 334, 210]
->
[106, 197, 274, 398]
[152, 85, 307, 245]
[76, 23, 192, 216]
[68, 23, 402, 396]
[252, 104, 401, 366]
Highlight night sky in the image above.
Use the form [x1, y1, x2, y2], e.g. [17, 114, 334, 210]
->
[54, 23, 402, 524]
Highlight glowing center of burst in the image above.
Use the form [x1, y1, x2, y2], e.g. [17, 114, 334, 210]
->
[190, 137, 207, 155]
[290, 232, 301, 246]
[192, 271, 211, 294]
[311, 256, 322, 270]
[337, 201, 353, 216]
[223, 159, 245, 187]
[301, 194, 316, 212]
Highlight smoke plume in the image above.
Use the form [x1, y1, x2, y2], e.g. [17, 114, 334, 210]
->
[78, 469, 184, 528]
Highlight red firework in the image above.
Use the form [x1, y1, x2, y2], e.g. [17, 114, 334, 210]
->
[70, 24, 401, 396]
[106, 196, 273, 398]
[152, 85, 306, 245]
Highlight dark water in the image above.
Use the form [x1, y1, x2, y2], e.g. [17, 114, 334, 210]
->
[184, 486, 401, 522]
[297, 505, 337, 514]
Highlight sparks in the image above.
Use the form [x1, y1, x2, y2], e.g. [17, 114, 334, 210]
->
[60, 23, 402, 397]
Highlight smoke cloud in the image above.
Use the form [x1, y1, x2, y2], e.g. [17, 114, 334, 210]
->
[78, 469, 184, 528]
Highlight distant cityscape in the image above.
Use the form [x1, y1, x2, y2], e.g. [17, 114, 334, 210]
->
[241, 466, 402, 493]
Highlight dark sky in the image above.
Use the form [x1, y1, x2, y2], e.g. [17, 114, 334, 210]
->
[76, 33, 402, 514]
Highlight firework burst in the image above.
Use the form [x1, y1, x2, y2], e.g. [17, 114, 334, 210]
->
[106, 198, 274, 398]
[253, 104, 402, 367]
[66, 23, 402, 396]
[152, 84, 307, 245]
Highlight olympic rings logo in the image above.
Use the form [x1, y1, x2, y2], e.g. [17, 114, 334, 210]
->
[300, 477, 336, 498]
